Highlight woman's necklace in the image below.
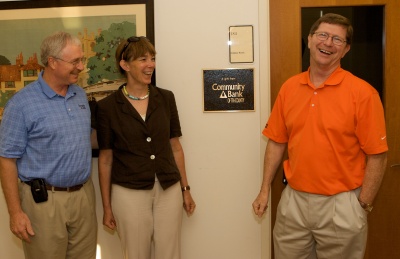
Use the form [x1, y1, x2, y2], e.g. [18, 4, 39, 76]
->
[123, 85, 150, 100]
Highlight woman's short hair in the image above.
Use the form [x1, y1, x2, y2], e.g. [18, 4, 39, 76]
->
[115, 36, 156, 75]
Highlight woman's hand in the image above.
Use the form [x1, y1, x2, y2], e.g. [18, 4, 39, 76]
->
[182, 191, 196, 216]
[103, 208, 117, 230]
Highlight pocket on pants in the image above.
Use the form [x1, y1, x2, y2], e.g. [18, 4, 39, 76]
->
[333, 189, 367, 232]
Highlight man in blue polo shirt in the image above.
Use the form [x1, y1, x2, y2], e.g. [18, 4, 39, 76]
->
[0, 31, 97, 259]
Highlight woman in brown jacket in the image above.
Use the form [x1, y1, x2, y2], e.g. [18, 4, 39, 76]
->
[96, 36, 196, 259]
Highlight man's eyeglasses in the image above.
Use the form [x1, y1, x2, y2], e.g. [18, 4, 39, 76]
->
[55, 57, 86, 67]
[120, 36, 148, 60]
[313, 32, 347, 46]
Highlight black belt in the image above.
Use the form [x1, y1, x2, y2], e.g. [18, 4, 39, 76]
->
[24, 181, 84, 192]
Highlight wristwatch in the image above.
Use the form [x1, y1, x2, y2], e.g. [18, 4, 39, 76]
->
[358, 199, 373, 213]
[181, 185, 191, 192]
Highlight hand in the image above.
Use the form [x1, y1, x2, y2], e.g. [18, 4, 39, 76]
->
[183, 191, 196, 216]
[103, 209, 117, 230]
[10, 211, 35, 243]
[252, 190, 269, 218]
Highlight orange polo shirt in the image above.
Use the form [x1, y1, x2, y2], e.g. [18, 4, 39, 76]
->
[263, 67, 388, 195]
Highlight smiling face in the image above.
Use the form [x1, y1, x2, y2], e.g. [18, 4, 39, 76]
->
[46, 42, 85, 91]
[121, 52, 155, 86]
[308, 22, 351, 70]
[55, 43, 85, 85]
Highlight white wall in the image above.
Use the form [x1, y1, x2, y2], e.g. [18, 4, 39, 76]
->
[0, 0, 271, 258]
[154, 1, 271, 258]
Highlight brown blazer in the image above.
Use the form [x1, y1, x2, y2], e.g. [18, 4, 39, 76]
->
[96, 84, 182, 190]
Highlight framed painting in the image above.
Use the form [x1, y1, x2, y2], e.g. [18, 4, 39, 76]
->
[0, 0, 154, 121]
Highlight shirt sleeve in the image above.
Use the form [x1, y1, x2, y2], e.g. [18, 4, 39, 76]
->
[262, 91, 289, 143]
[96, 99, 114, 150]
[168, 91, 182, 139]
[355, 90, 388, 154]
[0, 98, 28, 158]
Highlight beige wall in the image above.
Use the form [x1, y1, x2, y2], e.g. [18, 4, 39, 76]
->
[0, 0, 271, 258]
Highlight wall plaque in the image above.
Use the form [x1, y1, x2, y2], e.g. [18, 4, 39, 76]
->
[229, 25, 254, 63]
[203, 68, 254, 112]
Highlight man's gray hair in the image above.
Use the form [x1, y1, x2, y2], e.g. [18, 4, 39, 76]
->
[40, 31, 81, 66]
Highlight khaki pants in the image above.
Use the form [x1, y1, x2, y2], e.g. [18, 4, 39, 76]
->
[112, 181, 183, 259]
[273, 185, 368, 259]
[20, 178, 97, 259]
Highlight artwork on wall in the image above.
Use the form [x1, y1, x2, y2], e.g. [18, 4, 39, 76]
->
[0, 0, 154, 120]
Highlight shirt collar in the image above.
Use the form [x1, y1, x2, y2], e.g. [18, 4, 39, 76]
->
[38, 71, 76, 99]
[301, 66, 346, 88]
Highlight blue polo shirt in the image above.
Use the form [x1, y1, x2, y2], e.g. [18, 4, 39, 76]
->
[0, 71, 92, 187]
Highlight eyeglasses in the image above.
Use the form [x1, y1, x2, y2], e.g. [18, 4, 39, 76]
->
[313, 32, 347, 46]
[55, 57, 86, 67]
[120, 36, 148, 60]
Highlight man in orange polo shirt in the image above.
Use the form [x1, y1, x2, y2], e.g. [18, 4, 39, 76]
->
[252, 13, 388, 259]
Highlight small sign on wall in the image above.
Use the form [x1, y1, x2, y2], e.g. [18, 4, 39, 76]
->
[229, 25, 254, 63]
[203, 68, 254, 112]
